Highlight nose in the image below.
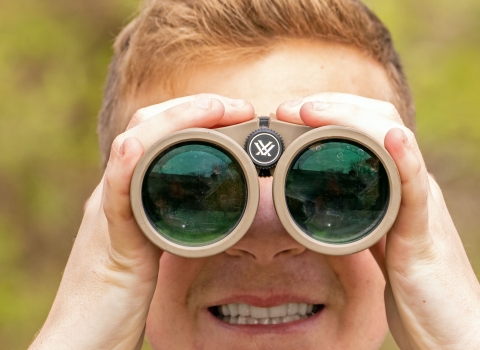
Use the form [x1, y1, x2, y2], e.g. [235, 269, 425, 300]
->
[224, 177, 306, 263]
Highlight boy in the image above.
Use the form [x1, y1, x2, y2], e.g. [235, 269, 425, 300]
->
[31, 1, 480, 349]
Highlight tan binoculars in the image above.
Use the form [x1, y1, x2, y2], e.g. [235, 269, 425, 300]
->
[131, 116, 401, 258]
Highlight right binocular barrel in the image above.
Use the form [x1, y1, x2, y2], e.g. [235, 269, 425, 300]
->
[273, 126, 401, 255]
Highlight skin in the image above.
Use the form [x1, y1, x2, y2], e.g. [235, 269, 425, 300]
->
[30, 40, 480, 350]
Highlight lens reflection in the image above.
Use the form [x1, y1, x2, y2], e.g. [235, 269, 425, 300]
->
[142, 142, 247, 247]
[285, 140, 389, 244]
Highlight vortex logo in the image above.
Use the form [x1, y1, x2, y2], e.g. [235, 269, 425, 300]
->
[254, 140, 276, 156]
[247, 132, 282, 167]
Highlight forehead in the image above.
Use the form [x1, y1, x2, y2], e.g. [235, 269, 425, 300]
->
[141, 39, 394, 115]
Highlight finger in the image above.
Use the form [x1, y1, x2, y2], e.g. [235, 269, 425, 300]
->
[103, 137, 152, 256]
[276, 92, 404, 125]
[369, 237, 387, 280]
[122, 97, 226, 151]
[127, 94, 253, 130]
[385, 128, 428, 227]
[384, 129, 435, 261]
[297, 101, 429, 236]
[297, 101, 411, 147]
[211, 97, 255, 127]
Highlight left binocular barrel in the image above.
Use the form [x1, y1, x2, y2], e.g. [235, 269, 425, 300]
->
[130, 129, 260, 258]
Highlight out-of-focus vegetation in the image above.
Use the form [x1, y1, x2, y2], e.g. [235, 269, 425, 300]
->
[0, 0, 136, 348]
[0, 0, 478, 349]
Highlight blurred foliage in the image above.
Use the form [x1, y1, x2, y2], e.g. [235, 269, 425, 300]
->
[0, 0, 478, 349]
[0, 0, 137, 348]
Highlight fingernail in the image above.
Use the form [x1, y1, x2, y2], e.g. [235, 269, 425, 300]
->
[227, 98, 247, 109]
[312, 101, 330, 111]
[193, 96, 212, 110]
[284, 99, 302, 107]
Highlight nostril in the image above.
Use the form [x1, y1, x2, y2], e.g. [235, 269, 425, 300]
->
[225, 243, 306, 264]
[273, 246, 306, 259]
[224, 248, 257, 259]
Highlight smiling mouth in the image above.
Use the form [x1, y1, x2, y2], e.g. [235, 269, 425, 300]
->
[209, 303, 324, 325]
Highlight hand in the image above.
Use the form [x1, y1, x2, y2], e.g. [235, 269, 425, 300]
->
[29, 95, 254, 349]
[277, 93, 480, 350]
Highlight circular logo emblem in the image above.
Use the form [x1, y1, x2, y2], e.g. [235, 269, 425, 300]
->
[246, 131, 283, 167]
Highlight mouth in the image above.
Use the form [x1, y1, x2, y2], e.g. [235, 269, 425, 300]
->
[209, 302, 324, 325]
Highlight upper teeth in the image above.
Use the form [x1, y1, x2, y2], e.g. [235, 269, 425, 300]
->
[219, 303, 314, 318]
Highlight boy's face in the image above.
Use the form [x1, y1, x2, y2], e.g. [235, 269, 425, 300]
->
[141, 40, 393, 349]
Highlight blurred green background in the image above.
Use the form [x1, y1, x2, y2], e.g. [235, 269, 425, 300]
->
[0, 0, 479, 349]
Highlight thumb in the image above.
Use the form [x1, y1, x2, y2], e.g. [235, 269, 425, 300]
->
[383, 128, 435, 267]
[103, 136, 156, 258]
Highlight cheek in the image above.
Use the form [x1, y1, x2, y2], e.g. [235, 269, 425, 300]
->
[146, 254, 208, 348]
[156, 253, 207, 298]
[333, 250, 385, 292]
[327, 251, 387, 346]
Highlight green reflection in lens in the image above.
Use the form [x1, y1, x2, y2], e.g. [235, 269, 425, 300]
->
[285, 140, 389, 244]
[142, 142, 247, 247]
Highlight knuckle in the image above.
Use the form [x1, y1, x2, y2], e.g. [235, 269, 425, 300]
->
[404, 129, 418, 148]
[103, 170, 115, 196]
[339, 104, 364, 116]
[103, 202, 115, 223]
[102, 186, 119, 223]
[384, 101, 397, 113]
[163, 106, 177, 119]
[412, 155, 423, 180]
[383, 101, 403, 122]
[105, 140, 121, 168]
[133, 108, 147, 120]
[403, 128, 414, 139]
[129, 108, 148, 126]
[109, 135, 124, 160]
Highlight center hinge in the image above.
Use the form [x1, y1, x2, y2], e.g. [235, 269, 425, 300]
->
[244, 117, 284, 177]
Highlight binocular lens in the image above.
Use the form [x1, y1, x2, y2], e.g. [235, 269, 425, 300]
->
[142, 142, 247, 247]
[285, 140, 389, 245]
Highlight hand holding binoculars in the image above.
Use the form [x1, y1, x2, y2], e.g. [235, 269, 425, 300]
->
[131, 115, 401, 257]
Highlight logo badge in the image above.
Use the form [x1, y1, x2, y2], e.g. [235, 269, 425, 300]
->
[254, 139, 275, 156]
[247, 131, 282, 167]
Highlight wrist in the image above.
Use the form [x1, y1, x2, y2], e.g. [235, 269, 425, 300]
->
[30, 281, 151, 350]
[29, 252, 157, 350]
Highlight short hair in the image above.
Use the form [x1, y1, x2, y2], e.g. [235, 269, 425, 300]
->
[97, 0, 415, 168]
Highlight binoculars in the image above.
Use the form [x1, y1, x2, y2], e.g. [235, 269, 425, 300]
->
[131, 116, 401, 257]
